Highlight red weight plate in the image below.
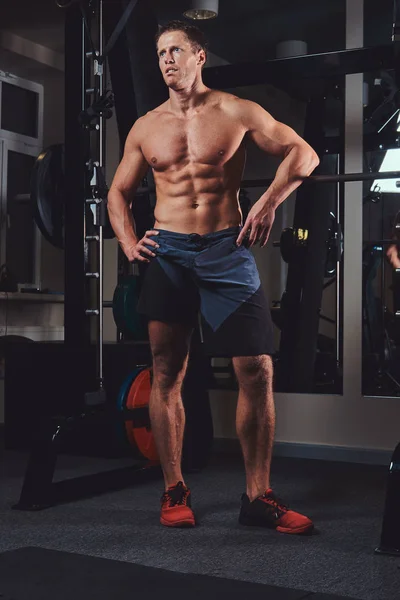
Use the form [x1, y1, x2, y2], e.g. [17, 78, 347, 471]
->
[125, 368, 159, 462]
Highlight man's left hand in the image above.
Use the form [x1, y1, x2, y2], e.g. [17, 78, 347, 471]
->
[236, 199, 276, 247]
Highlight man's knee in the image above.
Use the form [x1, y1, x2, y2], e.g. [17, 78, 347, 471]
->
[233, 355, 273, 390]
[152, 351, 188, 391]
[149, 321, 191, 392]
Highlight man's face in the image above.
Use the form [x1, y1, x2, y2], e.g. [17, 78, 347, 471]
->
[157, 31, 204, 89]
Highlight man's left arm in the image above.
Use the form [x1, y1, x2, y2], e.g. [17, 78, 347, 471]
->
[236, 99, 320, 246]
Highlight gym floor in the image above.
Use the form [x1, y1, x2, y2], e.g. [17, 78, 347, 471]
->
[1, 448, 398, 600]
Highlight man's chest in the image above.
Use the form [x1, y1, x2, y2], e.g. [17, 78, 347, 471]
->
[141, 113, 245, 170]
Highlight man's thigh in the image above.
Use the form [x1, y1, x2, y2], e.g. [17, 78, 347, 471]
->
[148, 320, 193, 376]
[137, 256, 200, 327]
[195, 242, 276, 357]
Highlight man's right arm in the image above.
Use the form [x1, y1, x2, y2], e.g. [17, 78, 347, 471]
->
[107, 119, 149, 258]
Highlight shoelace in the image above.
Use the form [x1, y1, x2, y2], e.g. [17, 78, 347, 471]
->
[162, 482, 189, 508]
[259, 492, 288, 517]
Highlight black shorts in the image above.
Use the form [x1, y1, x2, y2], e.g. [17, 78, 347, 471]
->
[137, 226, 275, 357]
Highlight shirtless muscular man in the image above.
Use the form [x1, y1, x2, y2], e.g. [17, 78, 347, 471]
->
[108, 20, 320, 534]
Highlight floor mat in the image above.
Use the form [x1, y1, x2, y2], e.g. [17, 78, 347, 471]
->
[0, 547, 359, 600]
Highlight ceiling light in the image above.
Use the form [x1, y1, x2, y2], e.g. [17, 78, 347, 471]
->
[183, 0, 219, 20]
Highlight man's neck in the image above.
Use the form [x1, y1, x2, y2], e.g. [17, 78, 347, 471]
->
[168, 80, 210, 116]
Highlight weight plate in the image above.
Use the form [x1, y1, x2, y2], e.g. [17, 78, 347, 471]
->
[125, 368, 158, 461]
[31, 144, 64, 249]
[280, 228, 295, 263]
[116, 368, 142, 448]
[112, 277, 148, 338]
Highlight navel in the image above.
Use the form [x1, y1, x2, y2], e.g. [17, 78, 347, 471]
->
[218, 150, 225, 156]
[151, 157, 157, 164]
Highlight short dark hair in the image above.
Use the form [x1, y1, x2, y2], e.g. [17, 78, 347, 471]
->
[155, 20, 207, 55]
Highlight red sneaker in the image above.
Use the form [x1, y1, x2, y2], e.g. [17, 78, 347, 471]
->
[160, 481, 196, 528]
[239, 488, 314, 535]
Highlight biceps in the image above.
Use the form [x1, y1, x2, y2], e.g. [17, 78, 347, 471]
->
[110, 149, 149, 195]
[249, 120, 301, 157]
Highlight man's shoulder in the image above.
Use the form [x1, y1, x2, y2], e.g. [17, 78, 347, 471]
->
[129, 104, 169, 141]
[142, 101, 170, 121]
[214, 92, 271, 130]
[212, 90, 253, 116]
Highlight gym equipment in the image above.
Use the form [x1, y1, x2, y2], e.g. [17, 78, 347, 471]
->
[325, 213, 343, 277]
[6, 0, 215, 513]
[0, 264, 17, 292]
[117, 367, 158, 462]
[274, 212, 342, 277]
[363, 245, 385, 358]
[53, 2, 400, 563]
[202, 43, 397, 95]
[124, 368, 158, 461]
[5, 342, 157, 510]
[376, 441, 400, 556]
[275, 93, 340, 394]
[116, 367, 142, 450]
[242, 170, 400, 187]
[133, 169, 400, 199]
[30, 143, 115, 252]
[79, 0, 118, 409]
[274, 227, 308, 264]
[361, 244, 400, 396]
[112, 276, 148, 339]
[6, 339, 213, 509]
[31, 144, 64, 249]
[0, 335, 35, 379]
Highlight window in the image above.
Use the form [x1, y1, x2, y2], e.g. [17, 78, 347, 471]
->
[371, 112, 400, 194]
[1, 82, 39, 138]
[4, 147, 38, 285]
[0, 73, 43, 287]
[0, 71, 43, 146]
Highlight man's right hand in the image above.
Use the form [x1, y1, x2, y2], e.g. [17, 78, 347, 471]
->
[122, 230, 160, 263]
[386, 243, 400, 270]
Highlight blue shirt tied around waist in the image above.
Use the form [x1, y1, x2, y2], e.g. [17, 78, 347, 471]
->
[146, 226, 261, 332]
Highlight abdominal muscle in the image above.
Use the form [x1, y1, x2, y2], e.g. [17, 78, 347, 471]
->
[152, 167, 243, 235]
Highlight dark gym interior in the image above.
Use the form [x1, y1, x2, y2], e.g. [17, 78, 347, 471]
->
[1, 1, 400, 599]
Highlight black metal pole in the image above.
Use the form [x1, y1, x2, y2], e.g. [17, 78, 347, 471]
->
[309, 170, 400, 183]
[241, 170, 400, 188]
[203, 44, 396, 90]
[103, 0, 139, 148]
[64, 4, 90, 347]
[277, 97, 336, 393]
[376, 441, 400, 556]
[133, 170, 400, 198]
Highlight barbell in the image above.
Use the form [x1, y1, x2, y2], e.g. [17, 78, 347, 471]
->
[133, 170, 400, 197]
